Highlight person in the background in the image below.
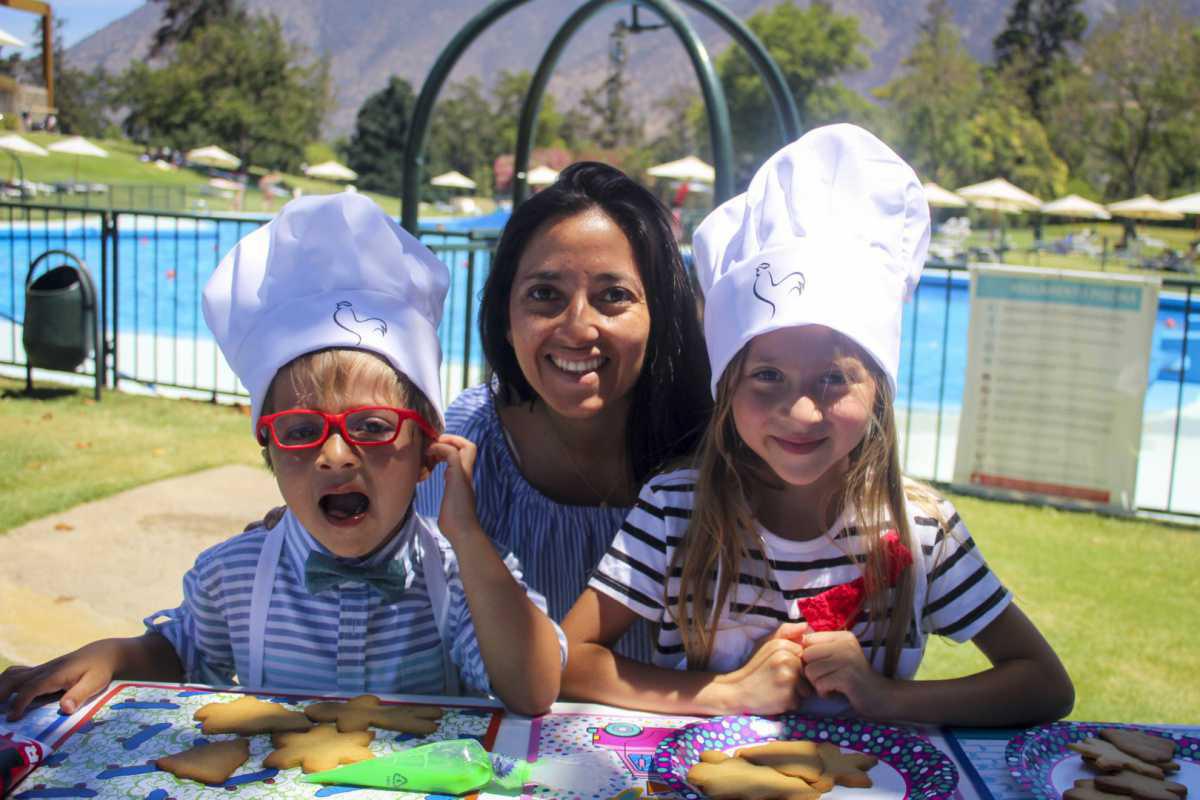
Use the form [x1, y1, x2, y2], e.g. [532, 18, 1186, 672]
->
[415, 162, 712, 662]
[562, 125, 1073, 725]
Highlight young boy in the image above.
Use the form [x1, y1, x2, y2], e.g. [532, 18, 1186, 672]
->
[0, 194, 565, 718]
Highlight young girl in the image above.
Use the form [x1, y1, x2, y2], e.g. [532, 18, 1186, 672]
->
[562, 124, 1074, 726]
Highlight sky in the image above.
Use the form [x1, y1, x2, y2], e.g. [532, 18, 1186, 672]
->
[0, 0, 143, 51]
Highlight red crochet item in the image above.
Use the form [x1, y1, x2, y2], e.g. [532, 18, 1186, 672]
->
[793, 530, 913, 632]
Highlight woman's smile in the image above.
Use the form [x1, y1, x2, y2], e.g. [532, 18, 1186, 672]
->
[507, 209, 650, 420]
[548, 353, 607, 375]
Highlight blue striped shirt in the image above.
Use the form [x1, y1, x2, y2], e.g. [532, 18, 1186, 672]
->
[146, 507, 566, 695]
[415, 384, 655, 662]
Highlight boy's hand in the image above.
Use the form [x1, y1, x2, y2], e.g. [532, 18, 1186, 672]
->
[425, 434, 479, 540]
[713, 624, 813, 715]
[801, 630, 890, 718]
[0, 640, 123, 720]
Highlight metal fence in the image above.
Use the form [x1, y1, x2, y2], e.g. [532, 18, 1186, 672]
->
[1, 202, 1196, 518]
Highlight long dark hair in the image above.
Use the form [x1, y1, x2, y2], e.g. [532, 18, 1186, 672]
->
[479, 161, 712, 486]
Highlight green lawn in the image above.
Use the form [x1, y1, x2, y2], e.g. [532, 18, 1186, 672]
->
[955, 220, 1200, 279]
[2, 133, 409, 216]
[916, 492, 1199, 724]
[0, 375, 262, 533]
[0, 377, 1196, 723]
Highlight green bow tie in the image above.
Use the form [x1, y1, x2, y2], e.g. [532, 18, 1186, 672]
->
[303, 551, 408, 603]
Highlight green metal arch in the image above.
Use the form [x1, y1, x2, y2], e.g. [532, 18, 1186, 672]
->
[512, 0, 732, 207]
[401, 0, 800, 232]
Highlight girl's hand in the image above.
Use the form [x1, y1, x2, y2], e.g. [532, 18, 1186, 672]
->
[714, 626, 812, 715]
[425, 434, 479, 540]
[801, 631, 890, 718]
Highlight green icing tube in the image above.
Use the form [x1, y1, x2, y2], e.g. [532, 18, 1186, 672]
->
[301, 738, 530, 795]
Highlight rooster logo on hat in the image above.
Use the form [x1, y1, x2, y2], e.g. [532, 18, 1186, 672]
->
[752, 263, 805, 319]
[333, 301, 388, 345]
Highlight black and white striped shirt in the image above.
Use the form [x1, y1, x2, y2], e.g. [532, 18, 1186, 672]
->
[590, 468, 1010, 690]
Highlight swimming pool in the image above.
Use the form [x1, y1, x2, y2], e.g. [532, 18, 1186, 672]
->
[0, 210, 1196, 513]
[1, 214, 1194, 410]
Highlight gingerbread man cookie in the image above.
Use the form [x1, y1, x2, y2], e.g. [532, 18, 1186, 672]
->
[1065, 779, 1135, 800]
[1100, 729, 1178, 768]
[735, 741, 826, 784]
[816, 742, 879, 788]
[1070, 738, 1168, 778]
[193, 695, 312, 736]
[687, 751, 825, 800]
[156, 738, 250, 784]
[1093, 769, 1188, 800]
[262, 724, 375, 773]
[304, 694, 443, 734]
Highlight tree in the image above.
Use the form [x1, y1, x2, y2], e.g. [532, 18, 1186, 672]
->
[569, 20, 642, 150]
[346, 76, 415, 194]
[122, 14, 329, 172]
[491, 69, 564, 154]
[425, 77, 501, 192]
[712, 2, 870, 179]
[149, 0, 247, 57]
[1044, 3, 1200, 197]
[23, 15, 115, 136]
[992, 0, 1087, 120]
[963, 75, 1068, 198]
[875, 0, 981, 185]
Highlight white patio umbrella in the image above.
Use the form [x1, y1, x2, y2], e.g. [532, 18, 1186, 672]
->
[48, 136, 108, 183]
[1163, 192, 1200, 215]
[646, 155, 715, 184]
[956, 177, 1042, 212]
[0, 134, 48, 157]
[430, 170, 476, 191]
[525, 165, 559, 186]
[923, 182, 967, 209]
[186, 145, 240, 169]
[0, 26, 25, 48]
[303, 160, 357, 182]
[1106, 195, 1183, 221]
[1040, 194, 1111, 220]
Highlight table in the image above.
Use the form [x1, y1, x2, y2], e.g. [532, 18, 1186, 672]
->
[2, 683, 1196, 799]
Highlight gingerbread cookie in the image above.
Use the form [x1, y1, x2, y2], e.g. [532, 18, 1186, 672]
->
[735, 741, 825, 784]
[1065, 779, 1132, 800]
[1093, 769, 1187, 800]
[304, 695, 443, 734]
[686, 751, 825, 800]
[193, 695, 312, 736]
[816, 742, 879, 788]
[263, 724, 375, 773]
[156, 738, 250, 784]
[1100, 729, 1178, 767]
[1070, 738, 1167, 778]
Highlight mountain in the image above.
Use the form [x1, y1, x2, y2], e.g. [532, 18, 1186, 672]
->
[66, 0, 1200, 138]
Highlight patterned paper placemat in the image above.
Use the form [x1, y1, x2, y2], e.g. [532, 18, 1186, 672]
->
[12, 682, 504, 800]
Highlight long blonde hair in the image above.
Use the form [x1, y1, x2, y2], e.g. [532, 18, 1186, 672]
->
[669, 334, 924, 676]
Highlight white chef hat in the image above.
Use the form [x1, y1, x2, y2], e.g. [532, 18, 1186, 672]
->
[202, 192, 449, 433]
[692, 123, 930, 396]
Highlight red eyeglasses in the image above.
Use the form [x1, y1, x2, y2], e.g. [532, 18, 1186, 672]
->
[257, 406, 438, 450]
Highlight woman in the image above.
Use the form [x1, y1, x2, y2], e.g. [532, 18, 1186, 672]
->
[415, 162, 711, 661]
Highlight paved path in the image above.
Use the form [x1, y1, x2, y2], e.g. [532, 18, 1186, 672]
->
[0, 465, 281, 666]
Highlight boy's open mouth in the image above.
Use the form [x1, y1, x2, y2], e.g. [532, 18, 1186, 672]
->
[319, 491, 370, 523]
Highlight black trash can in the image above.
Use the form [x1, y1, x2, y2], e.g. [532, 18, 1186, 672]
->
[23, 249, 100, 395]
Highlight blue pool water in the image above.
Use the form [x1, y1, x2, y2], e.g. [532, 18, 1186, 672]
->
[0, 213, 1196, 415]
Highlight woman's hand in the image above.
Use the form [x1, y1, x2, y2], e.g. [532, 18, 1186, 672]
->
[425, 434, 479, 541]
[801, 630, 889, 718]
[713, 623, 814, 715]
